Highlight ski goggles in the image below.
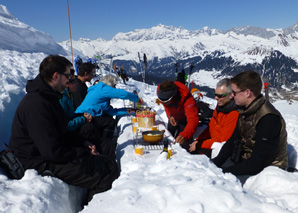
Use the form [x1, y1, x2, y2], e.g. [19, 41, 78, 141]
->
[214, 92, 230, 98]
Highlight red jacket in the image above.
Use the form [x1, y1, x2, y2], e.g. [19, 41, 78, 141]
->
[157, 81, 199, 141]
[197, 107, 239, 149]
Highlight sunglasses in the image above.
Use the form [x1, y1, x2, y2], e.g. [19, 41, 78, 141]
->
[232, 89, 246, 96]
[61, 73, 72, 80]
[214, 92, 230, 98]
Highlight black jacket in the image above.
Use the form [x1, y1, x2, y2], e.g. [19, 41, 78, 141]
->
[212, 96, 285, 176]
[72, 77, 88, 110]
[10, 75, 89, 170]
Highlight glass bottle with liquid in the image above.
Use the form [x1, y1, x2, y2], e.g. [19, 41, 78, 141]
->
[161, 139, 171, 159]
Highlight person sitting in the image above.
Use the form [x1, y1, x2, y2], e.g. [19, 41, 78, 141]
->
[60, 68, 92, 132]
[59, 70, 113, 158]
[157, 80, 199, 150]
[9, 55, 119, 204]
[189, 78, 239, 158]
[212, 71, 288, 184]
[76, 74, 143, 117]
[72, 62, 96, 110]
[191, 88, 214, 126]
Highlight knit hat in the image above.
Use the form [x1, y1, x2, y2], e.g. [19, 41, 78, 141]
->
[158, 84, 177, 102]
[191, 88, 199, 94]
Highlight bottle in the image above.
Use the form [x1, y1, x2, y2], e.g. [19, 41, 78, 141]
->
[161, 139, 171, 159]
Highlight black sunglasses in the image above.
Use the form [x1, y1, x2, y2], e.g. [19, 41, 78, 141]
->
[61, 73, 72, 80]
[232, 89, 246, 96]
[214, 92, 230, 98]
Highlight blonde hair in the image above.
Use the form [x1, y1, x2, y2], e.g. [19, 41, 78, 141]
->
[101, 74, 117, 87]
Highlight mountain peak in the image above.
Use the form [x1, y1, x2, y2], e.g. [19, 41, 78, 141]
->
[0, 4, 66, 55]
[0, 5, 14, 19]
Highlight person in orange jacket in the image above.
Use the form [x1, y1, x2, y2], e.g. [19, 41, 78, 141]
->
[157, 80, 199, 150]
[189, 78, 239, 158]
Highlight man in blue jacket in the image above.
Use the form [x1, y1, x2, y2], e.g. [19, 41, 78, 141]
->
[10, 55, 119, 204]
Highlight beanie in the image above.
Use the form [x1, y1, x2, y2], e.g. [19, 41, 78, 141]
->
[158, 84, 177, 102]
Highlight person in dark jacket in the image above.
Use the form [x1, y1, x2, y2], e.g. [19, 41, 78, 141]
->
[72, 62, 96, 110]
[9, 55, 119, 204]
[157, 80, 199, 151]
[212, 71, 288, 184]
[60, 68, 92, 131]
[60, 72, 117, 159]
[176, 69, 186, 85]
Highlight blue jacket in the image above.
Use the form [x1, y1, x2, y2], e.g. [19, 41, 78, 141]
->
[75, 82, 139, 116]
[60, 89, 86, 131]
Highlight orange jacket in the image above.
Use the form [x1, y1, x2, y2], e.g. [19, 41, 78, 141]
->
[157, 81, 199, 141]
[197, 107, 239, 149]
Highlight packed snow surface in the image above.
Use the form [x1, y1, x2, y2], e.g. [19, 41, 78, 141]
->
[1, 78, 298, 213]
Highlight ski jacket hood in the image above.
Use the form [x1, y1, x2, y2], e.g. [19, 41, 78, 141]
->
[26, 74, 63, 100]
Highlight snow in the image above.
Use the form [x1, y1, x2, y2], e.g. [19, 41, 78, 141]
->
[1, 77, 298, 213]
[1, 3, 298, 213]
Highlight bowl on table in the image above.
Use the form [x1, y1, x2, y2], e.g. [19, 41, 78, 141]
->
[142, 130, 164, 143]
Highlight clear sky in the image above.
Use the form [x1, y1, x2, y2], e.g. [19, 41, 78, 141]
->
[2, 0, 298, 42]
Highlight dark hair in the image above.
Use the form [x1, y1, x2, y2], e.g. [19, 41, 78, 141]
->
[70, 68, 75, 75]
[39, 55, 72, 83]
[231, 71, 262, 97]
[159, 80, 176, 92]
[78, 62, 95, 76]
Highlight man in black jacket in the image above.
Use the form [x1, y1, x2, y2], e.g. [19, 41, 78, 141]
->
[72, 62, 96, 110]
[9, 55, 119, 203]
[212, 71, 288, 184]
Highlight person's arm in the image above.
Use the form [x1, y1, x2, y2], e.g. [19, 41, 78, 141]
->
[104, 87, 139, 102]
[67, 116, 86, 131]
[201, 111, 239, 149]
[212, 123, 239, 167]
[26, 101, 85, 163]
[59, 94, 87, 131]
[223, 114, 281, 176]
[178, 96, 199, 141]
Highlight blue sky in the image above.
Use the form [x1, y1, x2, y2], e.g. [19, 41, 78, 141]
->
[2, 0, 298, 42]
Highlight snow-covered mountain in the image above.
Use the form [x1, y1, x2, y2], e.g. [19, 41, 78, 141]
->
[1, 4, 298, 213]
[0, 5, 66, 55]
[60, 23, 298, 99]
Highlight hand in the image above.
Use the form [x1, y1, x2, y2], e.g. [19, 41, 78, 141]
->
[169, 116, 178, 126]
[83, 113, 92, 123]
[83, 141, 99, 155]
[175, 135, 185, 145]
[137, 98, 144, 105]
[189, 140, 198, 152]
[89, 144, 99, 155]
[127, 108, 135, 114]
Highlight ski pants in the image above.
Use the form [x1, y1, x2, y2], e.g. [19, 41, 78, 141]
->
[78, 115, 117, 158]
[35, 155, 120, 202]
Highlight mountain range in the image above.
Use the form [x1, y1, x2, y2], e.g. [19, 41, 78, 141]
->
[1, 4, 298, 101]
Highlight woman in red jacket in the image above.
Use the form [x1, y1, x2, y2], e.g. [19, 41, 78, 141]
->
[157, 81, 199, 150]
[189, 78, 239, 158]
